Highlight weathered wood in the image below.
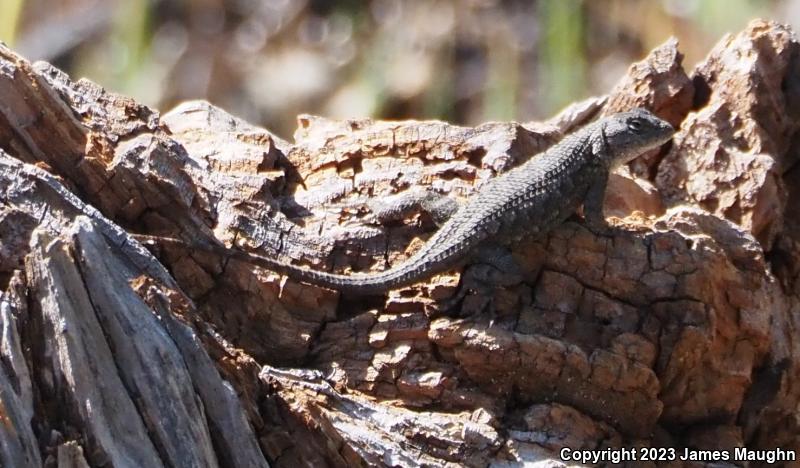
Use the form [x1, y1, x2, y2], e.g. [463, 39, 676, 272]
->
[656, 23, 799, 250]
[1, 155, 269, 466]
[27, 228, 167, 467]
[0, 296, 41, 468]
[56, 441, 91, 468]
[0, 17, 799, 468]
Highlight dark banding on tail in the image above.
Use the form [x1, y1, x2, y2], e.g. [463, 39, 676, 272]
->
[136, 234, 461, 295]
[223, 246, 430, 294]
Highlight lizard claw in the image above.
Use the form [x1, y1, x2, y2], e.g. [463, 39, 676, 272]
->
[584, 216, 616, 237]
[432, 288, 468, 316]
[431, 243, 527, 318]
[432, 290, 493, 318]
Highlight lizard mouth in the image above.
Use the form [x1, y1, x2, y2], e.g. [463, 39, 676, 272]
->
[640, 118, 676, 153]
[657, 120, 677, 142]
[613, 120, 676, 169]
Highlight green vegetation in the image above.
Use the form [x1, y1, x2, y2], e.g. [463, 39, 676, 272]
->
[2, 0, 794, 136]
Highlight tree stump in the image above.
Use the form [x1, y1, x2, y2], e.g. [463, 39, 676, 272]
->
[1, 18, 799, 468]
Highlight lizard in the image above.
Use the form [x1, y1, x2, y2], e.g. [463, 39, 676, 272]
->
[139, 108, 674, 295]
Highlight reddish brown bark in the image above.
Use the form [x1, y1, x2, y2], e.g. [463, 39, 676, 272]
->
[0, 18, 798, 468]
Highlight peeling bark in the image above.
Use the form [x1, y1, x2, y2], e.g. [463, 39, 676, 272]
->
[0, 18, 799, 468]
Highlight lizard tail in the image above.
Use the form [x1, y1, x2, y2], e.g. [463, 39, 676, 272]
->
[137, 235, 453, 295]
[223, 245, 440, 294]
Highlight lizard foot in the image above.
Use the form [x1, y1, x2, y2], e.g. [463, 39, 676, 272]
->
[431, 281, 494, 319]
[584, 216, 617, 237]
[434, 244, 525, 318]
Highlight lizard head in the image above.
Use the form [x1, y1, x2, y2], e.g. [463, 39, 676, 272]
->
[600, 108, 675, 169]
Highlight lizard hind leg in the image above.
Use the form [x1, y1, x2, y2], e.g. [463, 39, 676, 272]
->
[368, 188, 459, 227]
[435, 243, 525, 320]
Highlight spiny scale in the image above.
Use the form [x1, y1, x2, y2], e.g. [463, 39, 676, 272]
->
[166, 109, 675, 295]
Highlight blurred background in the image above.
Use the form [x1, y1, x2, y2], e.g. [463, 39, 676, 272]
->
[1, 0, 798, 138]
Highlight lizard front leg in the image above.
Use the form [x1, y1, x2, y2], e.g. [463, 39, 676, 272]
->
[582, 169, 613, 234]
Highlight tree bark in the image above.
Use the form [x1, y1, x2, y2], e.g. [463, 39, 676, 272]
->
[1, 18, 799, 468]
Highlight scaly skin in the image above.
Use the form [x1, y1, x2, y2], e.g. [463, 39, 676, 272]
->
[149, 109, 674, 294]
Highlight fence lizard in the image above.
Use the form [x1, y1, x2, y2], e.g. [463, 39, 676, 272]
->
[140, 108, 674, 295]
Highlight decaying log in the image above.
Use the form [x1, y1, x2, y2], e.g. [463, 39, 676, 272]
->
[0, 18, 799, 467]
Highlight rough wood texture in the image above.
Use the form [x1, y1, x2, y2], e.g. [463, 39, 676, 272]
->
[1, 18, 799, 467]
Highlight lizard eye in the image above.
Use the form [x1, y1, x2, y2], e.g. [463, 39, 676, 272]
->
[628, 118, 643, 132]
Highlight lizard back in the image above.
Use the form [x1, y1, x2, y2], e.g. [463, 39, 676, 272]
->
[196, 109, 674, 295]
